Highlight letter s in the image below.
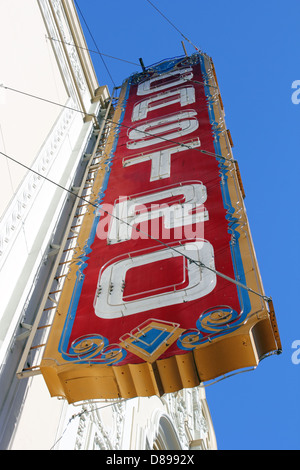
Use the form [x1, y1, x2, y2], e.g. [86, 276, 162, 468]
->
[291, 340, 300, 365]
[291, 80, 300, 104]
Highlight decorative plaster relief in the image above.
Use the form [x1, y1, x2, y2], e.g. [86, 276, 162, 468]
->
[0, 0, 93, 265]
[0, 105, 75, 266]
[51, 0, 87, 94]
[74, 401, 126, 450]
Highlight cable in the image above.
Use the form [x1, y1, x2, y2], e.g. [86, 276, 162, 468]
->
[50, 398, 132, 450]
[47, 36, 140, 66]
[186, 78, 219, 91]
[0, 83, 233, 163]
[0, 148, 270, 303]
[0, 123, 14, 197]
[145, 0, 204, 54]
[0, 83, 263, 298]
[74, 0, 116, 87]
[0, 79, 268, 301]
[0, 84, 92, 118]
[105, 117, 233, 163]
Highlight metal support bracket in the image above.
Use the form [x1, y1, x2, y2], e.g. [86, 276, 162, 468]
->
[48, 244, 61, 257]
[16, 323, 33, 342]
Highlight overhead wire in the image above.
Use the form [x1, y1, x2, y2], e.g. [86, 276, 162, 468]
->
[0, 123, 14, 198]
[46, 36, 140, 67]
[0, 81, 269, 300]
[52, 34, 217, 87]
[73, 0, 204, 85]
[74, 0, 116, 87]
[0, 66, 268, 302]
[50, 398, 133, 450]
[0, 84, 91, 118]
[105, 116, 233, 163]
[145, 0, 204, 54]
[0, 140, 270, 303]
[0, 83, 233, 163]
[0, 146, 270, 304]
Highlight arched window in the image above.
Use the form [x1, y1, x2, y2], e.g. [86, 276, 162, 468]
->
[151, 414, 182, 450]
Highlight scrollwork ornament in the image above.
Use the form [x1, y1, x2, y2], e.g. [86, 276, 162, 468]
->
[196, 305, 240, 335]
[64, 334, 126, 365]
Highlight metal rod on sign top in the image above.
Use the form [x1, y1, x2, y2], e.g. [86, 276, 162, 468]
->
[181, 41, 188, 57]
[139, 58, 146, 72]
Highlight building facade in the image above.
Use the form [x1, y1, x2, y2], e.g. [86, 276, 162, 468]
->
[0, 0, 216, 450]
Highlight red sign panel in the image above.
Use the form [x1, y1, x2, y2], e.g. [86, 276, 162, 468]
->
[41, 54, 281, 402]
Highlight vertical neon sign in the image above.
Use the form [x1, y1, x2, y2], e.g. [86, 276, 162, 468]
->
[41, 54, 281, 402]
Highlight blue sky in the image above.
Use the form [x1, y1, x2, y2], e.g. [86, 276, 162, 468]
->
[75, 0, 300, 450]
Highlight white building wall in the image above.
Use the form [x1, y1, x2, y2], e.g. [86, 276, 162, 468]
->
[0, 0, 69, 215]
[0, 0, 216, 451]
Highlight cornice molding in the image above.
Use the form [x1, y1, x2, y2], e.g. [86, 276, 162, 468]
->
[50, 0, 87, 95]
